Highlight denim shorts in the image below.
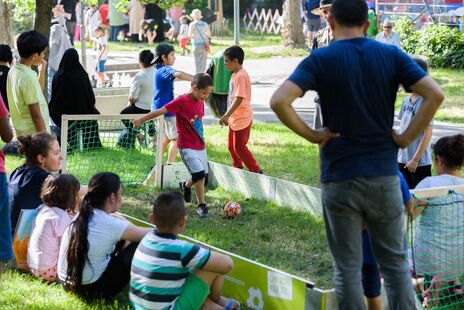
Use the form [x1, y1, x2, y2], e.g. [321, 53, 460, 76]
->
[95, 59, 106, 73]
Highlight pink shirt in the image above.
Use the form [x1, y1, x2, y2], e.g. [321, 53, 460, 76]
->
[27, 205, 72, 270]
[165, 94, 205, 150]
[0, 96, 8, 174]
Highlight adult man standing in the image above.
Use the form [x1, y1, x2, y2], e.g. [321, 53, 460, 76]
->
[375, 19, 401, 47]
[303, 0, 322, 46]
[60, 0, 79, 46]
[270, 0, 444, 308]
[311, 0, 333, 51]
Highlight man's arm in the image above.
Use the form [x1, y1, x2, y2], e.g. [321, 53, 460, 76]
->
[0, 117, 13, 143]
[219, 97, 242, 126]
[173, 71, 193, 82]
[270, 80, 339, 147]
[393, 76, 444, 148]
[404, 124, 432, 172]
[38, 59, 47, 91]
[29, 103, 47, 132]
[133, 107, 168, 128]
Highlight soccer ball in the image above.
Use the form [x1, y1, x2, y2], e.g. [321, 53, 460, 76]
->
[224, 201, 242, 219]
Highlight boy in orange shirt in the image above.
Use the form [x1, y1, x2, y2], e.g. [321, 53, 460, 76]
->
[219, 46, 262, 173]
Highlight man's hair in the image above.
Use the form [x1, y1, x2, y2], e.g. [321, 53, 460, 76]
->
[192, 73, 213, 90]
[224, 45, 245, 64]
[412, 56, 429, 73]
[16, 30, 49, 59]
[0, 44, 13, 64]
[331, 0, 368, 27]
[152, 192, 186, 229]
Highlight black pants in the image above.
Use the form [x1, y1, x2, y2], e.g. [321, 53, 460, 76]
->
[79, 241, 139, 300]
[67, 120, 103, 152]
[398, 163, 432, 189]
[118, 105, 155, 148]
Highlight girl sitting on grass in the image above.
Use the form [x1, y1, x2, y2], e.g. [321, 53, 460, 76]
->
[57, 172, 151, 300]
[27, 174, 80, 282]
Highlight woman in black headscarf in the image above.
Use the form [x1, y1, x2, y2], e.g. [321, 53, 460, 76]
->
[49, 48, 102, 151]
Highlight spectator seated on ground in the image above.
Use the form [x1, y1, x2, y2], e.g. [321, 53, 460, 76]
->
[139, 19, 157, 44]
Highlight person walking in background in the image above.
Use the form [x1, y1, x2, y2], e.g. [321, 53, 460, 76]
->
[304, 0, 322, 48]
[189, 9, 211, 73]
[0, 44, 13, 111]
[108, 0, 126, 41]
[367, 6, 377, 37]
[178, 15, 190, 55]
[168, 5, 183, 43]
[94, 26, 109, 87]
[60, 0, 78, 46]
[375, 20, 401, 48]
[128, 0, 145, 42]
[48, 1, 72, 101]
[270, 0, 444, 307]
[220, 46, 262, 174]
[99, 0, 110, 39]
[85, 2, 102, 49]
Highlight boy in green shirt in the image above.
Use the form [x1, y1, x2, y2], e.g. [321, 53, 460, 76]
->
[7, 30, 51, 137]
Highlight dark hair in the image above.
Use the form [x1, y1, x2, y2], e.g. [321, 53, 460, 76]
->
[65, 172, 121, 293]
[16, 30, 49, 59]
[224, 45, 244, 64]
[152, 192, 185, 229]
[412, 56, 429, 73]
[191, 73, 213, 90]
[434, 134, 464, 170]
[0, 44, 13, 64]
[18, 133, 57, 167]
[139, 50, 154, 68]
[41, 174, 80, 212]
[331, 0, 368, 27]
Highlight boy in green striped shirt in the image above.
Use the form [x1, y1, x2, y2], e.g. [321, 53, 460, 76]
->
[130, 191, 240, 310]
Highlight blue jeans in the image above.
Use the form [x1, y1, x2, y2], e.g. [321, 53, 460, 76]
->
[321, 176, 414, 310]
[0, 173, 13, 261]
[110, 25, 124, 41]
[47, 67, 56, 103]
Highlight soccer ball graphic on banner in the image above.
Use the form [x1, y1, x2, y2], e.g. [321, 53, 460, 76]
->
[224, 201, 242, 219]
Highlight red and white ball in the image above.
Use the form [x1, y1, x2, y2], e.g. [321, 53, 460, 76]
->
[224, 201, 242, 219]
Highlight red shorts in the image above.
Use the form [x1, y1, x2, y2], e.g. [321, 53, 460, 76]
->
[180, 38, 189, 49]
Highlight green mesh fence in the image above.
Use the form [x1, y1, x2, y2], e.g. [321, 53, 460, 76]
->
[409, 190, 464, 309]
[62, 117, 158, 185]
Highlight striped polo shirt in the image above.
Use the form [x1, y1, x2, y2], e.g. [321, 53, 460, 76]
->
[130, 231, 211, 310]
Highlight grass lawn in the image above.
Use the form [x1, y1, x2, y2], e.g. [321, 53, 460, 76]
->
[395, 68, 464, 125]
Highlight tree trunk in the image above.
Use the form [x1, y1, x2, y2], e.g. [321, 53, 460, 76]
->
[0, 1, 14, 46]
[34, 0, 52, 39]
[283, 0, 305, 48]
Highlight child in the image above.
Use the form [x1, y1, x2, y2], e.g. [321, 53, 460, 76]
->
[138, 19, 157, 45]
[361, 171, 413, 310]
[178, 15, 190, 55]
[94, 26, 108, 87]
[27, 174, 80, 282]
[7, 30, 50, 138]
[151, 43, 193, 164]
[397, 56, 433, 189]
[130, 191, 239, 310]
[220, 46, 262, 174]
[134, 73, 212, 218]
[0, 95, 13, 274]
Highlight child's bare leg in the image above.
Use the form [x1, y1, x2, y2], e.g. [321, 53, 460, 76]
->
[194, 269, 225, 307]
[167, 139, 178, 163]
[366, 296, 382, 310]
[161, 136, 170, 157]
[186, 178, 205, 204]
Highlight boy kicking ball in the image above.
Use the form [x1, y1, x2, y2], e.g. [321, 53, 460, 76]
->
[133, 73, 213, 218]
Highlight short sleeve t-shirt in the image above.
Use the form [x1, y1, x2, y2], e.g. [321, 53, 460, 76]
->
[58, 209, 129, 284]
[288, 38, 426, 182]
[129, 231, 211, 310]
[9, 166, 51, 232]
[0, 96, 8, 174]
[397, 95, 433, 166]
[27, 205, 72, 270]
[416, 175, 464, 189]
[153, 64, 177, 117]
[228, 69, 253, 131]
[7, 64, 51, 137]
[165, 94, 205, 150]
[97, 35, 108, 60]
[129, 67, 155, 111]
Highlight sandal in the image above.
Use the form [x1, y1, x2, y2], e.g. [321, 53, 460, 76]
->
[225, 298, 240, 310]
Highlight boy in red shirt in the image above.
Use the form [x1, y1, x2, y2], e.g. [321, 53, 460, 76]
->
[219, 46, 262, 174]
[133, 73, 213, 218]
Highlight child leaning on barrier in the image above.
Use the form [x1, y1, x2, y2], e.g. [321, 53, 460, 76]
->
[134, 73, 212, 218]
[27, 174, 80, 282]
[129, 191, 240, 310]
[397, 56, 433, 189]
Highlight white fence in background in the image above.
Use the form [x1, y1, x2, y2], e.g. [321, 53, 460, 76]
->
[243, 8, 285, 35]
